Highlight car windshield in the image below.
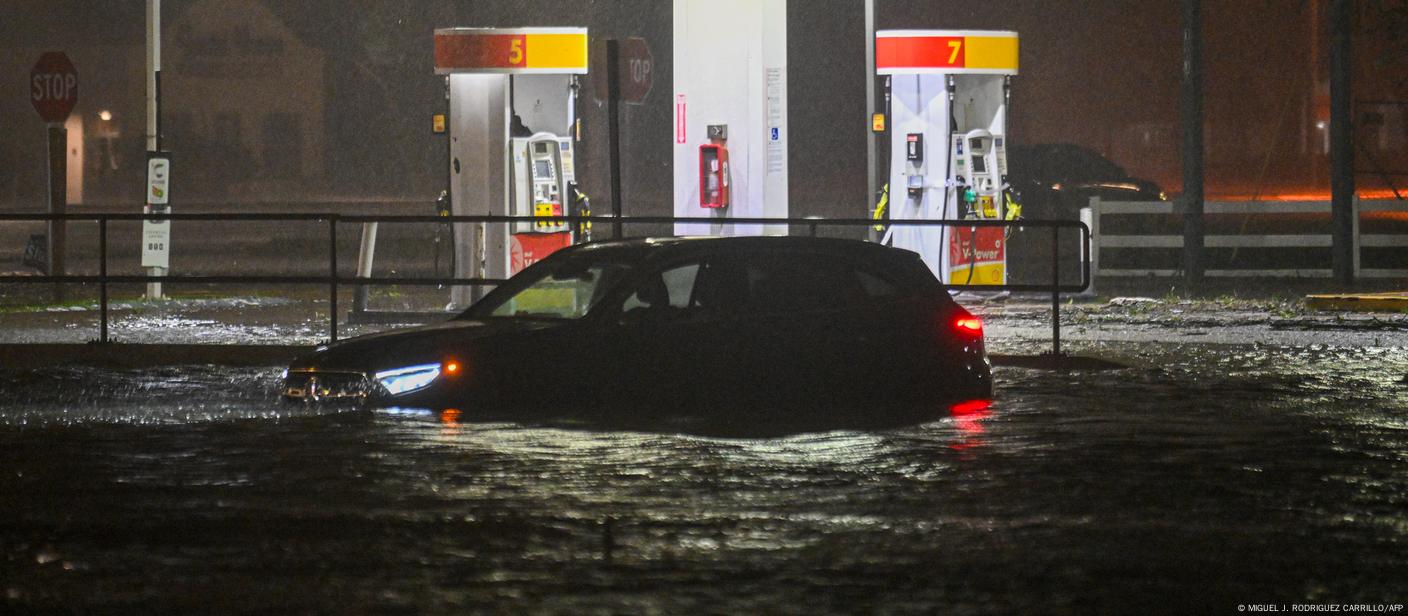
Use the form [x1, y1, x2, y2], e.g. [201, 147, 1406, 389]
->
[468, 257, 632, 320]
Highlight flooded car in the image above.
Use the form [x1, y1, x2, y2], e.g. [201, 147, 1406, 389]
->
[283, 237, 991, 423]
[1007, 143, 1166, 219]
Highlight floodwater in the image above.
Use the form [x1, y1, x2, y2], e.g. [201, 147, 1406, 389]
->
[2, 342, 1407, 613]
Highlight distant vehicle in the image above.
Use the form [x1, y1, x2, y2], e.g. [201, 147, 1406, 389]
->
[1007, 143, 1167, 219]
[283, 237, 992, 426]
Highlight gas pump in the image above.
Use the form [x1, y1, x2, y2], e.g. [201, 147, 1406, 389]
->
[949, 129, 1016, 284]
[509, 133, 576, 262]
[435, 27, 589, 308]
[877, 30, 1021, 286]
[954, 129, 1002, 217]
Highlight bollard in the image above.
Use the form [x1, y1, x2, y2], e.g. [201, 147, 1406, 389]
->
[99, 217, 109, 344]
[1051, 224, 1062, 365]
[329, 217, 339, 343]
[353, 222, 379, 314]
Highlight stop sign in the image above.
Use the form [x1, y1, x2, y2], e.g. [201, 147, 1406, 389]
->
[31, 52, 77, 124]
[619, 38, 653, 105]
[593, 37, 653, 105]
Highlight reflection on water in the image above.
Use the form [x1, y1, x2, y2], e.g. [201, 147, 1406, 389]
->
[1, 342, 1407, 612]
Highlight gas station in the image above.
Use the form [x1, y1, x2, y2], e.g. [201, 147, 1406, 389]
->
[389, 21, 1028, 313]
[433, 27, 589, 308]
[669, 15, 1026, 285]
[877, 30, 1022, 286]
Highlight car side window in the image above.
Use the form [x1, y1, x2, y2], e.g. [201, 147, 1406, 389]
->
[854, 267, 901, 300]
[734, 252, 877, 315]
[645, 253, 909, 321]
[619, 262, 702, 321]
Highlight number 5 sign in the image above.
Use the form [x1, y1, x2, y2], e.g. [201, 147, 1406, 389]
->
[434, 28, 588, 74]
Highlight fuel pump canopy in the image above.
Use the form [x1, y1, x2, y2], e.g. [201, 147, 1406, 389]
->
[875, 30, 1019, 76]
[433, 27, 588, 308]
[877, 30, 1021, 287]
[434, 28, 589, 75]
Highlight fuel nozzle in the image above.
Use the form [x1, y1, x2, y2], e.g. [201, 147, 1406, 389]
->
[435, 190, 450, 217]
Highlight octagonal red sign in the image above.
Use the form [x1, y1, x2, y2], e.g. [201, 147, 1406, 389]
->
[31, 52, 78, 124]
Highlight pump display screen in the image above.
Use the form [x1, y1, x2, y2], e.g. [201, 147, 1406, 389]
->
[534, 160, 552, 178]
[972, 155, 987, 174]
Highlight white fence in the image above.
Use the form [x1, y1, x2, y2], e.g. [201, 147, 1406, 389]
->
[1086, 197, 1408, 279]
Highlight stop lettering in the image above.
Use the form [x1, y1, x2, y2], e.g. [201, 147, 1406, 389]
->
[31, 52, 78, 124]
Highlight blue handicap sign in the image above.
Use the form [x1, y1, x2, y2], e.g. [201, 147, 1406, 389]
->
[770, 127, 779, 141]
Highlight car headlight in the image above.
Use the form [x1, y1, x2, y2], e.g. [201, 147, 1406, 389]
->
[374, 363, 442, 395]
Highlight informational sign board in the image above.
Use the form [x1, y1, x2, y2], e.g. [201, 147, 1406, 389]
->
[510, 232, 571, 274]
[146, 152, 171, 206]
[141, 218, 171, 269]
[143, 151, 172, 268]
[30, 52, 77, 124]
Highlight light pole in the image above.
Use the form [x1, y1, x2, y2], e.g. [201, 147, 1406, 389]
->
[1181, 0, 1205, 288]
[145, 0, 164, 300]
[1329, 0, 1354, 285]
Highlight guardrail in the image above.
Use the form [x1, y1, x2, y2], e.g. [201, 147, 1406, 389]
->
[0, 212, 1089, 356]
[1088, 197, 1408, 279]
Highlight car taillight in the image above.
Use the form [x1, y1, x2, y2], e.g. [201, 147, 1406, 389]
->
[953, 313, 983, 336]
[949, 399, 992, 416]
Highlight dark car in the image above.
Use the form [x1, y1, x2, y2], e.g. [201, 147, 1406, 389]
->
[1007, 143, 1166, 219]
[283, 237, 991, 429]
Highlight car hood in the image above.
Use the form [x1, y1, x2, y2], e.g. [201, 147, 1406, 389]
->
[1057, 178, 1163, 196]
[291, 318, 565, 373]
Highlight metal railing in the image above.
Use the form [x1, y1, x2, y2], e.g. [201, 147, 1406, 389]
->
[1, 212, 1090, 355]
[1089, 197, 1408, 279]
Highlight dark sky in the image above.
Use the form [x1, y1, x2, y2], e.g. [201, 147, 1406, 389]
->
[2, 0, 1402, 210]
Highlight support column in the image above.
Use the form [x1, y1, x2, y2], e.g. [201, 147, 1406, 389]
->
[864, 0, 877, 241]
[145, 0, 164, 300]
[46, 125, 67, 303]
[1329, 0, 1355, 285]
[1181, 0, 1205, 288]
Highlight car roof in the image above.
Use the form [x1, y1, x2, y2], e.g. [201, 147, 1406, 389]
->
[563, 235, 919, 265]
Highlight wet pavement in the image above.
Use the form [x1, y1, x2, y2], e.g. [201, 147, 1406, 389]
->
[2, 297, 1408, 612]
